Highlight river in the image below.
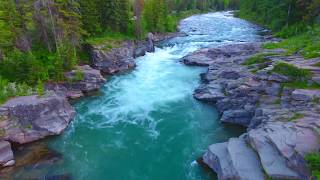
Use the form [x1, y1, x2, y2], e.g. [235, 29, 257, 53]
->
[13, 11, 262, 180]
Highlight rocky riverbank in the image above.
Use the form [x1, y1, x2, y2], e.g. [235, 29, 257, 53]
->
[182, 42, 320, 179]
[90, 32, 184, 75]
[0, 32, 180, 171]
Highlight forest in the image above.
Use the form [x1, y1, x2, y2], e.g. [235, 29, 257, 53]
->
[0, 0, 319, 103]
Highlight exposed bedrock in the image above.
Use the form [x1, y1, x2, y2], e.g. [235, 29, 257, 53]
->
[90, 32, 182, 75]
[182, 43, 320, 179]
[46, 65, 106, 100]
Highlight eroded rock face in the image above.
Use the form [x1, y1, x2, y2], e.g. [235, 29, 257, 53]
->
[0, 141, 14, 167]
[91, 41, 137, 75]
[46, 65, 106, 100]
[90, 34, 157, 75]
[0, 94, 75, 144]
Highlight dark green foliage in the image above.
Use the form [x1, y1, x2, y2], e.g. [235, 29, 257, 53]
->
[0, 0, 242, 103]
[263, 26, 320, 59]
[74, 69, 85, 82]
[78, 0, 102, 36]
[36, 79, 45, 96]
[239, 0, 319, 34]
[243, 54, 270, 65]
[305, 153, 320, 179]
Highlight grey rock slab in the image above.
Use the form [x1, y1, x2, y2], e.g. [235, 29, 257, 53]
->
[227, 138, 265, 180]
[203, 142, 239, 180]
[248, 127, 300, 180]
[292, 89, 320, 102]
[194, 83, 225, 102]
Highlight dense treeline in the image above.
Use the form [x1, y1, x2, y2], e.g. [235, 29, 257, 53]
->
[239, 0, 320, 36]
[238, 0, 320, 60]
[0, 0, 239, 88]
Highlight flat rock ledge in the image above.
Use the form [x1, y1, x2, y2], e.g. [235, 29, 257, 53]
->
[0, 94, 76, 167]
[182, 43, 320, 179]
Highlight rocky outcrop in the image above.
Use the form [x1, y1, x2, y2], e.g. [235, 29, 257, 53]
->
[46, 65, 106, 100]
[0, 94, 75, 144]
[184, 43, 261, 127]
[90, 33, 157, 75]
[90, 32, 183, 75]
[183, 43, 320, 179]
[91, 40, 136, 74]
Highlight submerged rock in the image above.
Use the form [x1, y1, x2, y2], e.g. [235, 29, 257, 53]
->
[0, 142, 65, 178]
[0, 94, 75, 144]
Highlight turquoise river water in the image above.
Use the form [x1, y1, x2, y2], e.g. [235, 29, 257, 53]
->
[12, 12, 262, 180]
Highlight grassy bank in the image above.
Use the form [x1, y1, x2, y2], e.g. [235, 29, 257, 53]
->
[264, 26, 320, 59]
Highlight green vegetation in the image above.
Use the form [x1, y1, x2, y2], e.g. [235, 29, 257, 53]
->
[0, 0, 241, 103]
[288, 113, 304, 121]
[243, 54, 269, 66]
[305, 153, 320, 179]
[36, 80, 45, 97]
[271, 62, 320, 89]
[239, 0, 320, 59]
[0, 76, 33, 104]
[282, 81, 320, 89]
[263, 26, 320, 59]
[239, 0, 319, 34]
[272, 62, 312, 81]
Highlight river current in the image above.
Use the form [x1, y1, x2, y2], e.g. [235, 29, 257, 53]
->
[14, 11, 262, 180]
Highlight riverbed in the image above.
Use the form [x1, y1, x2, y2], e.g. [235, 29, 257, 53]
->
[12, 11, 262, 180]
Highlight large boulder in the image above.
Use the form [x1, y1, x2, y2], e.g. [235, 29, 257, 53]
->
[46, 65, 106, 100]
[0, 94, 75, 144]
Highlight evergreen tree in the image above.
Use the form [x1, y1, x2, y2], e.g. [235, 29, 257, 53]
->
[78, 0, 102, 36]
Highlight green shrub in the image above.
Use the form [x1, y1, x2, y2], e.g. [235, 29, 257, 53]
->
[36, 79, 45, 96]
[272, 62, 312, 81]
[283, 81, 320, 89]
[263, 26, 320, 59]
[243, 54, 268, 65]
[0, 76, 34, 104]
[305, 153, 320, 179]
[74, 69, 85, 81]
[288, 113, 304, 121]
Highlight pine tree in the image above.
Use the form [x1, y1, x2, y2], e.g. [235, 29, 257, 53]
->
[78, 0, 102, 36]
[0, 0, 23, 52]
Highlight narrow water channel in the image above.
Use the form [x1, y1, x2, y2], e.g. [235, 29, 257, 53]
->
[13, 12, 262, 180]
